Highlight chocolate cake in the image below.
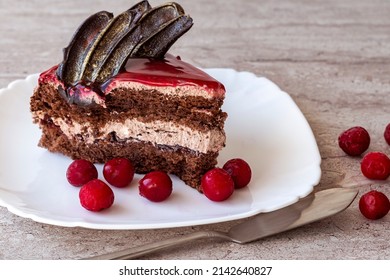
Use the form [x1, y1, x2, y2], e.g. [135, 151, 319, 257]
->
[30, 1, 227, 190]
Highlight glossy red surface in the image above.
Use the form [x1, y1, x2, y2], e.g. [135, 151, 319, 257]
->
[39, 54, 225, 97]
[106, 54, 224, 92]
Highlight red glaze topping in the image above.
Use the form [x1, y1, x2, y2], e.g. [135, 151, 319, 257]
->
[103, 54, 225, 95]
[38, 54, 225, 107]
[39, 65, 64, 86]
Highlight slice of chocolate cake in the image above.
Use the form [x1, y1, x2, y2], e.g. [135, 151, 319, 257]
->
[30, 1, 227, 190]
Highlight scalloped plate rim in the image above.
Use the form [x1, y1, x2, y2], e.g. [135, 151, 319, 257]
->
[0, 69, 321, 230]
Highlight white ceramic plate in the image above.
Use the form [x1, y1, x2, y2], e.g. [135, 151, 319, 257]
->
[0, 69, 321, 229]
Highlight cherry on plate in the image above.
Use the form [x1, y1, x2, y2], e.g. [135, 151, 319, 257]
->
[79, 179, 114, 212]
[201, 168, 235, 202]
[360, 152, 390, 180]
[66, 159, 98, 187]
[223, 158, 252, 189]
[359, 190, 390, 220]
[138, 171, 173, 202]
[338, 126, 370, 156]
[103, 158, 135, 188]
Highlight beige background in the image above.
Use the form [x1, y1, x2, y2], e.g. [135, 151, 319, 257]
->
[0, 0, 389, 259]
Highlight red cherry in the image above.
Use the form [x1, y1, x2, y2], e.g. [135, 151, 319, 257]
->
[384, 123, 390, 145]
[103, 158, 135, 188]
[338, 126, 370, 156]
[138, 171, 173, 202]
[79, 179, 114, 212]
[360, 152, 390, 180]
[66, 159, 98, 187]
[201, 168, 235, 202]
[359, 190, 390, 220]
[223, 158, 252, 189]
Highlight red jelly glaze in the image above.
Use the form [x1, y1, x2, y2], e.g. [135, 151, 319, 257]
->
[38, 65, 64, 85]
[104, 54, 225, 96]
[38, 54, 225, 98]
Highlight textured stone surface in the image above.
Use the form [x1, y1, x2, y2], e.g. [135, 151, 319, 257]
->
[0, 0, 389, 259]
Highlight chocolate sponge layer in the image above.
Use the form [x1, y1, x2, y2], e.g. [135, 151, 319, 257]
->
[31, 82, 226, 132]
[37, 120, 217, 190]
[31, 81, 225, 190]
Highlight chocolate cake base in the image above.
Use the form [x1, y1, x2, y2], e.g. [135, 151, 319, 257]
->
[31, 55, 227, 191]
[38, 122, 217, 190]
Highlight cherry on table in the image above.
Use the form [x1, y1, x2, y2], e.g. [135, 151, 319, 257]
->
[384, 123, 390, 145]
[359, 190, 390, 220]
[338, 126, 370, 156]
[360, 152, 390, 180]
